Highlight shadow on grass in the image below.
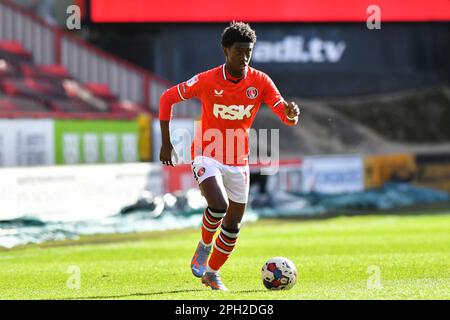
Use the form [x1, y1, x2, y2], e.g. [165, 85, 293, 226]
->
[59, 288, 267, 300]
[235, 289, 267, 294]
[62, 289, 204, 300]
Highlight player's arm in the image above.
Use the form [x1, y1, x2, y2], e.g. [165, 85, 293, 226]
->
[262, 74, 300, 126]
[159, 75, 200, 166]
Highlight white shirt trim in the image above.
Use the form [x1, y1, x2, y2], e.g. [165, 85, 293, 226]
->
[222, 64, 248, 81]
[273, 99, 284, 108]
[177, 84, 186, 101]
[222, 64, 227, 80]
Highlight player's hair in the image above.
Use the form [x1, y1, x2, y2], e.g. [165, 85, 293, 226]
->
[221, 21, 257, 47]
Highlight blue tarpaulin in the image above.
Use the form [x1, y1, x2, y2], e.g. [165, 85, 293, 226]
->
[1, 183, 449, 249]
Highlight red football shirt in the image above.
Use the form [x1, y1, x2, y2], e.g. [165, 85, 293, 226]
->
[160, 64, 297, 166]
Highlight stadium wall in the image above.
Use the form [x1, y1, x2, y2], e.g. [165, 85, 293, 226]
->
[0, 119, 54, 167]
[151, 120, 450, 194]
[2, 151, 450, 222]
[90, 23, 450, 98]
[54, 119, 139, 164]
[0, 118, 146, 167]
[0, 162, 162, 221]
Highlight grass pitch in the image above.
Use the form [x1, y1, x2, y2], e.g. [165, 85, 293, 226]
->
[0, 212, 449, 300]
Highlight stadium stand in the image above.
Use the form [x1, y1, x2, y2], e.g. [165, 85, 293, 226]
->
[0, 38, 146, 119]
[0, 0, 190, 120]
[0, 0, 201, 120]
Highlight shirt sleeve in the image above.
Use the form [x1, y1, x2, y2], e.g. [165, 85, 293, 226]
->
[262, 74, 297, 126]
[159, 74, 202, 121]
[159, 85, 182, 121]
[176, 74, 202, 101]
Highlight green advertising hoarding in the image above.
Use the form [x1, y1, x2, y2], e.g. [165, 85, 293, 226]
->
[54, 120, 139, 164]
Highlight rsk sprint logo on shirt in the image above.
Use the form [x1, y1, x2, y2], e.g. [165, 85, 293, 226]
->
[213, 104, 254, 120]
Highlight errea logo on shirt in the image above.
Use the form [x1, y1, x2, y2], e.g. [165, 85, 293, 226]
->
[213, 104, 254, 120]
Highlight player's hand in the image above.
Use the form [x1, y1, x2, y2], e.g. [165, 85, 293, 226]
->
[283, 101, 300, 120]
[159, 143, 175, 167]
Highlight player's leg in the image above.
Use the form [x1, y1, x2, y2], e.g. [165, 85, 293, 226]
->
[206, 199, 245, 272]
[198, 176, 229, 244]
[191, 157, 229, 279]
[202, 164, 249, 290]
[197, 178, 234, 291]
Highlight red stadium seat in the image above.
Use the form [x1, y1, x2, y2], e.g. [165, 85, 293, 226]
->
[20, 63, 71, 80]
[0, 41, 30, 55]
[0, 96, 50, 112]
[84, 82, 143, 114]
[0, 77, 67, 99]
[49, 98, 103, 113]
[0, 40, 33, 64]
[0, 96, 17, 110]
[111, 100, 145, 114]
[39, 64, 70, 78]
[0, 59, 19, 78]
[84, 82, 117, 100]
[1, 78, 42, 98]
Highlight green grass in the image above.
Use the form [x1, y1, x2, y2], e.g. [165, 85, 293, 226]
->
[1, 213, 449, 300]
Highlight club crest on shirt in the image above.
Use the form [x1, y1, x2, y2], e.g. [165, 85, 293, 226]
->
[246, 87, 258, 99]
[197, 167, 205, 177]
[186, 75, 199, 87]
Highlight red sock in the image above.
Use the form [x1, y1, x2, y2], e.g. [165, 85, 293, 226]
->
[201, 207, 226, 245]
[208, 227, 239, 271]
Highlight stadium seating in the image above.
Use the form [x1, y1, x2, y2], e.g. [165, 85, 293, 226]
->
[0, 40, 146, 119]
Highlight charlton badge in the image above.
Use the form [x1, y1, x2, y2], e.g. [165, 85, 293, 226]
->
[246, 87, 258, 99]
[197, 167, 205, 177]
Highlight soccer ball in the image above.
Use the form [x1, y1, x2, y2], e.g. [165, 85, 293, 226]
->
[261, 257, 297, 290]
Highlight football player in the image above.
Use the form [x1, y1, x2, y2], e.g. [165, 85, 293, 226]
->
[159, 22, 300, 290]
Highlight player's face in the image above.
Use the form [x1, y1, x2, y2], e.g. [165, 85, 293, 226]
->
[224, 43, 253, 77]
